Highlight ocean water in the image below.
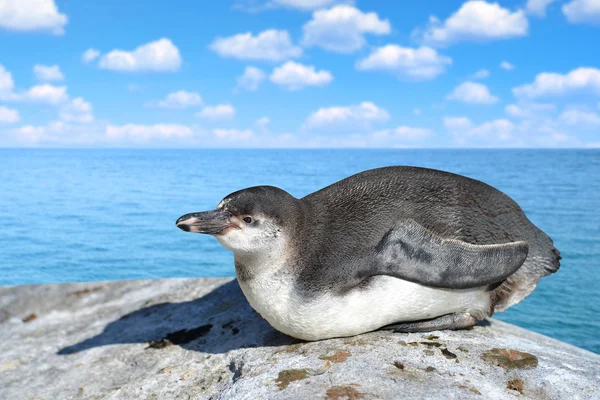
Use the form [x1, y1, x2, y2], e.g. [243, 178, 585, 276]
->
[0, 149, 598, 353]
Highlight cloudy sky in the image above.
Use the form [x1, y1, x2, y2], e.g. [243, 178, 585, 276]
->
[0, 0, 599, 148]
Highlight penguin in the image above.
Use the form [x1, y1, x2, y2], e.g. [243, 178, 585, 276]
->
[176, 166, 560, 341]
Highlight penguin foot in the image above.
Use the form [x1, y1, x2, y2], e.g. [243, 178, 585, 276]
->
[383, 313, 479, 333]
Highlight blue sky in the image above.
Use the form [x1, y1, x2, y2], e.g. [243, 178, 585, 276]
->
[0, 0, 599, 147]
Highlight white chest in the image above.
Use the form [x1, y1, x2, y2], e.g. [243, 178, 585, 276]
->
[238, 271, 490, 341]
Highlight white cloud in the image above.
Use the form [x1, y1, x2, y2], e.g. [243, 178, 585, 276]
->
[444, 116, 516, 145]
[9, 122, 62, 144]
[500, 61, 515, 70]
[516, 113, 589, 147]
[0, 0, 67, 34]
[505, 102, 556, 118]
[19, 84, 68, 104]
[213, 128, 255, 141]
[513, 67, 600, 98]
[526, 0, 556, 17]
[443, 116, 473, 131]
[549, 132, 579, 144]
[273, 0, 339, 10]
[269, 61, 333, 90]
[302, 5, 391, 53]
[0, 106, 20, 124]
[9, 124, 46, 143]
[155, 91, 203, 109]
[210, 30, 302, 61]
[306, 101, 389, 128]
[0, 64, 67, 104]
[518, 123, 580, 147]
[0, 64, 14, 93]
[418, 1, 528, 47]
[563, 0, 600, 24]
[98, 38, 182, 72]
[7, 121, 107, 146]
[471, 120, 515, 141]
[256, 116, 271, 126]
[471, 69, 490, 79]
[372, 126, 432, 142]
[82, 49, 100, 64]
[255, 116, 271, 132]
[559, 109, 600, 125]
[283, 128, 434, 148]
[106, 124, 193, 141]
[356, 45, 452, 80]
[59, 97, 93, 123]
[6, 121, 202, 147]
[446, 81, 499, 104]
[33, 64, 64, 81]
[195, 104, 236, 119]
[236, 66, 266, 91]
[501, 104, 600, 146]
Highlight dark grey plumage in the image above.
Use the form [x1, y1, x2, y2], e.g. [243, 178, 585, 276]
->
[222, 166, 560, 314]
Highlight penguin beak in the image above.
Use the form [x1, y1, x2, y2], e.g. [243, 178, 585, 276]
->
[176, 210, 232, 234]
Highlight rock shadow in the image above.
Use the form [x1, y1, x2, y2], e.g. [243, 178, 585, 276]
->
[58, 280, 296, 356]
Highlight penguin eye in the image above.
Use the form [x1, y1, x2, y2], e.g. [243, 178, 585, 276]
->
[243, 216, 253, 224]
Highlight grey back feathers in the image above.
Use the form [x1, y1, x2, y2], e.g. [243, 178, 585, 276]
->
[227, 166, 560, 310]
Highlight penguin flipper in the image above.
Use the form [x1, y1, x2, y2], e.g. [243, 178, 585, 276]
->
[371, 220, 529, 289]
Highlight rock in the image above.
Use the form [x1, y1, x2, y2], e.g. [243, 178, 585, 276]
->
[507, 378, 525, 394]
[481, 348, 539, 369]
[22, 313, 37, 323]
[0, 278, 599, 399]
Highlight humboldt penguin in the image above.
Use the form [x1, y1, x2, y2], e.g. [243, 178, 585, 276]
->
[176, 167, 560, 340]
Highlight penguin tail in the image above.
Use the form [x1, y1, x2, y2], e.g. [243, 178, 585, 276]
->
[490, 232, 561, 313]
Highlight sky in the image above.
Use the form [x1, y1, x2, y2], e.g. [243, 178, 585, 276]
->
[0, 0, 600, 148]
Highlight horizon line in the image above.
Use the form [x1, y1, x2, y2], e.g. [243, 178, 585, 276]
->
[0, 147, 598, 151]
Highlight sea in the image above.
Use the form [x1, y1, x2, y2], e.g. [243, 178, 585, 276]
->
[0, 149, 598, 354]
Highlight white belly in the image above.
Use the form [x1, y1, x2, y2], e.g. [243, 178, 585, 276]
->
[239, 274, 490, 341]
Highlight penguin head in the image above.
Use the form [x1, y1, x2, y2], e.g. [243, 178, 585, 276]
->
[176, 186, 299, 256]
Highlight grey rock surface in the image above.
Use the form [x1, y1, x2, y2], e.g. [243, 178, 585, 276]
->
[0, 278, 598, 400]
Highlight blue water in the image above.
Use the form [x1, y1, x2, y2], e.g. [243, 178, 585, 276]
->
[1, 149, 598, 353]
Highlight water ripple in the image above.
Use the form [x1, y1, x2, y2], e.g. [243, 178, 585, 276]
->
[0, 149, 598, 353]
